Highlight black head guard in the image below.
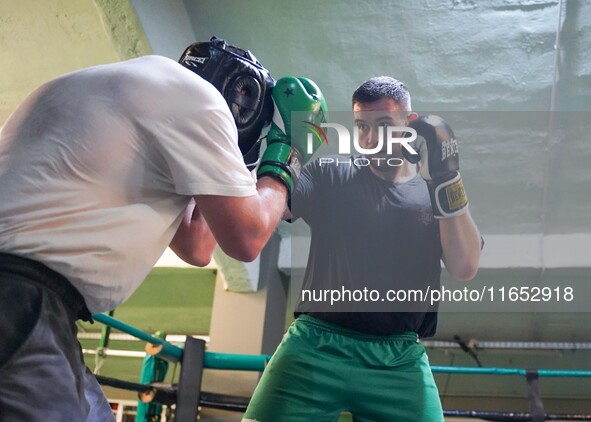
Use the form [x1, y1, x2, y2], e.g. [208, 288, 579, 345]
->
[179, 37, 275, 170]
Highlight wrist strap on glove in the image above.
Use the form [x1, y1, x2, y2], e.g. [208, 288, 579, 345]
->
[257, 142, 302, 207]
[428, 172, 469, 219]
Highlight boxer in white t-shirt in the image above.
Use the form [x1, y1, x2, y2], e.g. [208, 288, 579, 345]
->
[0, 37, 327, 421]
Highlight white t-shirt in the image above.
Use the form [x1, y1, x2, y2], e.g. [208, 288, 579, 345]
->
[0, 55, 256, 313]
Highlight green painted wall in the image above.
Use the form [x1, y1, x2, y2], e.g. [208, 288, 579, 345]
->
[184, 0, 591, 235]
[0, 0, 151, 125]
[184, 0, 590, 112]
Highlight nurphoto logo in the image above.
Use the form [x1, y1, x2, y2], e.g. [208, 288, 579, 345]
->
[304, 121, 418, 166]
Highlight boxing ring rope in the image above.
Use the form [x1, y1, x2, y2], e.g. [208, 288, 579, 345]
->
[431, 366, 591, 378]
[93, 313, 271, 371]
[91, 313, 591, 421]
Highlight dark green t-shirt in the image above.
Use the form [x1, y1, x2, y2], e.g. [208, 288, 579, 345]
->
[292, 155, 442, 337]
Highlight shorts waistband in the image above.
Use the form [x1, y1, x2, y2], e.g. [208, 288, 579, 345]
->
[0, 252, 92, 322]
[297, 314, 419, 343]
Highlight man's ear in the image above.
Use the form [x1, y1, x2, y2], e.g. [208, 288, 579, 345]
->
[406, 112, 419, 124]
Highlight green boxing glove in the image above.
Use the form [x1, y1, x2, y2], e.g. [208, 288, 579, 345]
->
[257, 76, 328, 197]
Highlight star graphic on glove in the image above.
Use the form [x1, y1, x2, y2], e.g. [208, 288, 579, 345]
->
[283, 87, 294, 97]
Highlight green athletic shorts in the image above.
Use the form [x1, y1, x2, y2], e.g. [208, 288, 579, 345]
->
[242, 315, 443, 422]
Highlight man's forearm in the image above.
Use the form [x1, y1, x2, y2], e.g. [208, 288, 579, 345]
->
[170, 199, 217, 266]
[439, 210, 481, 281]
[193, 176, 288, 262]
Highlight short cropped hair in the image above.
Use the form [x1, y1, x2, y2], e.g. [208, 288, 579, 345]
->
[352, 76, 411, 111]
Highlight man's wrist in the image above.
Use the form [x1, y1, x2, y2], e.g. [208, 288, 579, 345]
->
[257, 173, 290, 206]
[428, 172, 469, 219]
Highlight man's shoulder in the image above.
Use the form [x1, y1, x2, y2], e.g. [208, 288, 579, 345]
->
[119, 54, 179, 69]
[114, 55, 195, 84]
[109, 55, 228, 117]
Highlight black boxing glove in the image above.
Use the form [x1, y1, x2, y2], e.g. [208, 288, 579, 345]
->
[402, 115, 468, 218]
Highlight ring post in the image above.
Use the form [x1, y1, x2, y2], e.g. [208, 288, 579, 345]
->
[175, 336, 205, 421]
[136, 331, 169, 422]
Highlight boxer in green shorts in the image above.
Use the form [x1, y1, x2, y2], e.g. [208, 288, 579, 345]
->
[243, 76, 482, 421]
